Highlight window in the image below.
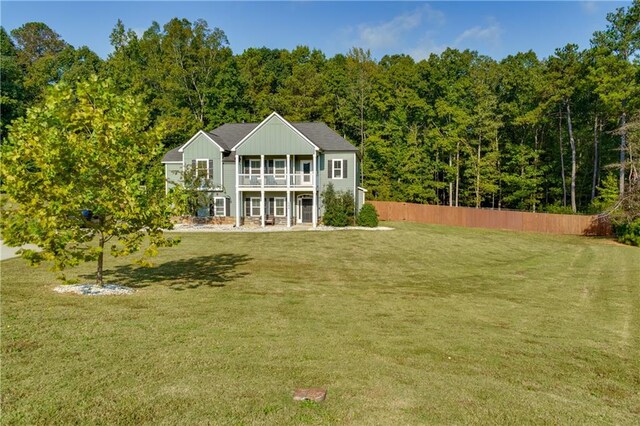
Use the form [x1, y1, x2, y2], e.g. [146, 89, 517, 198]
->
[274, 197, 286, 217]
[267, 197, 286, 217]
[213, 197, 226, 217]
[196, 159, 209, 179]
[245, 197, 261, 217]
[273, 159, 286, 178]
[331, 159, 343, 179]
[244, 159, 261, 175]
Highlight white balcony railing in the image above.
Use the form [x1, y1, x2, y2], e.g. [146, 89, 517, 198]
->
[237, 173, 313, 188]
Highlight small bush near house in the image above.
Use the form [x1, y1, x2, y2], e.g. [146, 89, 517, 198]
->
[322, 183, 355, 227]
[357, 203, 378, 227]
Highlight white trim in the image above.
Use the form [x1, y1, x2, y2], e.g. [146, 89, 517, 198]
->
[312, 152, 317, 228]
[296, 194, 313, 224]
[235, 155, 241, 227]
[178, 130, 225, 153]
[161, 161, 182, 164]
[354, 153, 357, 208]
[231, 112, 320, 152]
[195, 158, 210, 179]
[273, 158, 286, 178]
[273, 197, 286, 217]
[301, 160, 312, 184]
[330, 158, 344, 179]
[357, 186, 368, 192]
[213, 197, 226, 217]
[165, 164, 168, 194]
[246, 197, 261, 217]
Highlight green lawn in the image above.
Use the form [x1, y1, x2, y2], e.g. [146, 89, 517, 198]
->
[2, 222, 639, 425]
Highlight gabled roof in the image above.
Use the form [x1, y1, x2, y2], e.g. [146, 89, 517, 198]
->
[178, 130, 225, 153]
[162, 114, 358, 163]
[232, 112, 320, 152]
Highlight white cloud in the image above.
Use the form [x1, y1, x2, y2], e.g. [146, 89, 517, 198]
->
[581, 1, 600, 15]
[406, 33, 447, 61]
[453, 19, 503, 50]
[353, 4, 445, 50]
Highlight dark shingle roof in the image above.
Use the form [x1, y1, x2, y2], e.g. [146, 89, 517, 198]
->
[292, 122, 358, 152]
[162, 121, 357, 163]
[162, 146, 182, 162]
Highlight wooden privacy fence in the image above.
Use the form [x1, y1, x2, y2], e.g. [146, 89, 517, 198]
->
[369, 201, 612, 236]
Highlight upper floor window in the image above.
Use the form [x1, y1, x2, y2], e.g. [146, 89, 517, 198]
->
[329, 159, 347, 179]
[273, 159, 286, 178]
[243, 159, 261, 175]
[194, 159, 210, 179]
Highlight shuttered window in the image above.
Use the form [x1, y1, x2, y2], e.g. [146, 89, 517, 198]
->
[194, 159, 209, 179]
[245, 197, 261, 217]
[329, 159, 348, 179]
[213, 197, 226, 217]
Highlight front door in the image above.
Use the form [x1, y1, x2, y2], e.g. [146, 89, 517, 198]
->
[301, 160, 312, 184]
[301, 198, 313, 223]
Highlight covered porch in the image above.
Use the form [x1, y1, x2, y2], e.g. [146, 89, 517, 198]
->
[235, 190, 318, 228]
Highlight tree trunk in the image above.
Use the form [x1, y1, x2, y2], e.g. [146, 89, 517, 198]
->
[533, 130, 538, 213]
[455, 141, 460, 207]
[96, 233, 105, 287]
[591, 114, 599, 202]
[448, 153, 453, 207]
[559, 106, 567, 207]
[620, 110, 626, 197]
[566, 102, 577, 213]
[475, 137, 481, 208]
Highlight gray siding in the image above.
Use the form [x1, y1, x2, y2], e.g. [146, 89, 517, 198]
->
[222, 162, 236, 215]
[165, 163, 183, 191]
[236, 115, 316, 156]
[316, 152, 357, 215]
[319, 151, 357, 191]
[182, 133, 224, 188]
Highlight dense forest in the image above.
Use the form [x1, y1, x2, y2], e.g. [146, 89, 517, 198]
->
[1, 1, 638, 214]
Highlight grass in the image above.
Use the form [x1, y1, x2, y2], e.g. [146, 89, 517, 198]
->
[1, 222, 639, 425]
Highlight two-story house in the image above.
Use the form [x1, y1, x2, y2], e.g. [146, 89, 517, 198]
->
[162, 112, 366, 227]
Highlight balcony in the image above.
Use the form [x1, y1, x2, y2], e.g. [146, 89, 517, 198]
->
[238, 173, 313, 188]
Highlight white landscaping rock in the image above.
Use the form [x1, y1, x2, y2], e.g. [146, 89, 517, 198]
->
[53, 284, 135, 296]
[167, 224, 394, 233]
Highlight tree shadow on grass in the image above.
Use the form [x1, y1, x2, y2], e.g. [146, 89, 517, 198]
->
[94, 254, 252, 290]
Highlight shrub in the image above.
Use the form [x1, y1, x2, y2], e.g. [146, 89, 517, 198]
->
[357, 203, 378, 227]
[321, 183, 355, 227]
[613, 218, 640, 247]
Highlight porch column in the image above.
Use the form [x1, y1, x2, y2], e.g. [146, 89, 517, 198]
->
[260, 155, 265, 190]
[312, 151, 318, 228]
[260, 154, 265, 227]
[261, 190, 265, 227]
[235, 154, 241, 227]
[286, 154, 291, 228]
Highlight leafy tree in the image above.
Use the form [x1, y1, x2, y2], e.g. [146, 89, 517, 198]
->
[321, 183, 355, 226]
[591, 0, 640, 196]
[0, 77, 179, 285]
[546, 44, 584, 212]
[0, 27, 24, 141]
[167, 165, 221, 216]
[10, 22, 69, 102]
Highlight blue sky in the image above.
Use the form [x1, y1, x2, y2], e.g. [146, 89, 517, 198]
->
[0, 1, 632, 61]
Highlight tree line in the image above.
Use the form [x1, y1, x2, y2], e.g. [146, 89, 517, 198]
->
[1, 1, 638, 215]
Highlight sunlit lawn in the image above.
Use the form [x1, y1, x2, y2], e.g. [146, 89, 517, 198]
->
[2, 222, 639, 424]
